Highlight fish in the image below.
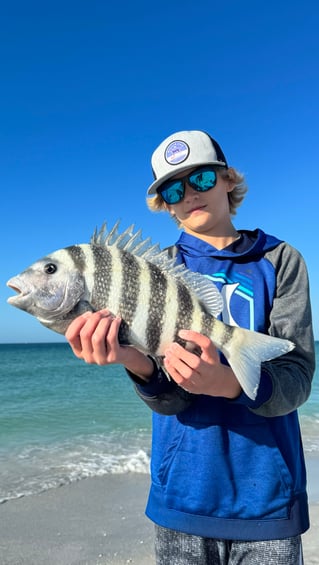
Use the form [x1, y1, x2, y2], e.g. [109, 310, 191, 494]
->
[6, 221, 295, 400]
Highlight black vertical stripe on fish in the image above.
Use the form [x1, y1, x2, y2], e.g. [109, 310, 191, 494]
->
[200, 311, 216, 340]
[66, 245, 87, 272]
[118, 319, 131, 346]
[174, 281, 194, 347]
[91, 245, 113, 310]
[217, 321, 236, 347]
[201, 311, 235, 347]
[145, 263, 168, 353]
[119, 250, 141, 334]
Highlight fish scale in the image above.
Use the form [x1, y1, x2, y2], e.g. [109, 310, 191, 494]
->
[6, 222, 296, 400]
[175, 280, 195, 345]
[146, 263, 168, 352]
[158, 274, 180, 353]
[90, 245, 112, 308]
[67, 246, 87, 272]
[128, 256, 152, 350]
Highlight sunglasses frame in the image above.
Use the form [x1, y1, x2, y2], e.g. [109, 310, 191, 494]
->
[158, 165, 219, 205]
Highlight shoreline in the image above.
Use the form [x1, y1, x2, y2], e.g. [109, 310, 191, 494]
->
[0, 457, 318, 565]
[0, 474, 154, 565]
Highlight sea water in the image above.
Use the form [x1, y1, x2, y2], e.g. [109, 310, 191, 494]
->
[0, 342, 318, 503]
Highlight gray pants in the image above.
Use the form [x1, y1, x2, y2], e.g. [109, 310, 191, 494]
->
[155, 525, 303, 565]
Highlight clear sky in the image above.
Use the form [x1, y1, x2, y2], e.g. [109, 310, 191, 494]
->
[1, 0, 318, 343]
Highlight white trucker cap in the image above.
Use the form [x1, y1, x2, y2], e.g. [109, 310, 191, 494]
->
[147, 130, 228, 195]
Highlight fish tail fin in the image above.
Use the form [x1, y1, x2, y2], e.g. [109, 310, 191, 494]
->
[221, 327, 295, 400]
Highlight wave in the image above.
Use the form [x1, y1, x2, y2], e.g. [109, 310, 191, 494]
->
[0, 434, 151, 503]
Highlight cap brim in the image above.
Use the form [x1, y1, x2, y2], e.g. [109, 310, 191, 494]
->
[147, 160, 227, 195]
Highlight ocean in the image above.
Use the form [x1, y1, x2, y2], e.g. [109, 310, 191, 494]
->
[0, 342, 318, 504]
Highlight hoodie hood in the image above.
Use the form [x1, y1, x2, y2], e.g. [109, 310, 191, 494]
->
[175, 229, 283, 261]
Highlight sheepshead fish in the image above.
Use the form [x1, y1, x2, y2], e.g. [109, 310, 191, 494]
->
[7, 222, 294, 400]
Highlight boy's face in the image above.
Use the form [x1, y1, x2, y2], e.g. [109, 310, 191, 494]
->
[166, 167, 235, 237]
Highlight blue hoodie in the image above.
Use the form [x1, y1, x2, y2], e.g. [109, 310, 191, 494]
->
[131, 229, 315, 541]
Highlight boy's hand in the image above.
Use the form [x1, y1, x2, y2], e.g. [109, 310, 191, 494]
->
[163, 329, 242, 399]
[65, 309, 123, 365]
[65, 310, 154, 380]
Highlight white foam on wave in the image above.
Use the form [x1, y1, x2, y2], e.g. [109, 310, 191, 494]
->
[0, 433, 151, 503]
[2, 412, 319, 504]
[300, 413, 319, 454]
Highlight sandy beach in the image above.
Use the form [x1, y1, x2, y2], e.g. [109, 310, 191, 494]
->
[0, 461, 318, 565]
[0, 474, 154, 565]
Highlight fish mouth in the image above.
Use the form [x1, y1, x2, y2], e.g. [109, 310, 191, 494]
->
[6, 279, 31, 304]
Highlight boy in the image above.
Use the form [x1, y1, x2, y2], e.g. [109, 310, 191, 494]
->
[66, 130, 315, 564]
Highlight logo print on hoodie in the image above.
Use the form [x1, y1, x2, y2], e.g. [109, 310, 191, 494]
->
[205, 272, 255, 330]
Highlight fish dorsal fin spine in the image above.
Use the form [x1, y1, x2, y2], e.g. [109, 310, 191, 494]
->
[91, 222, 223, 318]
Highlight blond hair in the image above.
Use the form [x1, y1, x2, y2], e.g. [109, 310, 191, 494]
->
[146, 167, 247, 221]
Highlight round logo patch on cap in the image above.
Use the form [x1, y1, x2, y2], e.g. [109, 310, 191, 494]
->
[165, 140, 189, 165]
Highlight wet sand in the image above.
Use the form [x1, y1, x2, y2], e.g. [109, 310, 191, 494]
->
[0, 460, 318, 565]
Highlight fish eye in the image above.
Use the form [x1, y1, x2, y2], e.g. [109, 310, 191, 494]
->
[44, 263, 57, 275]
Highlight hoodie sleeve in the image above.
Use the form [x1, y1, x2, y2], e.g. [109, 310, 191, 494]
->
[240, 242, 315, 417]
[126, 357, 193, 415]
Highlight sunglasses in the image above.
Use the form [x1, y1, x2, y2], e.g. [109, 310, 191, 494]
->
[158, 166, 219, 204]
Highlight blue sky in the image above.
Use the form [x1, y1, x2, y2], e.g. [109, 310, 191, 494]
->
[1, 0, 318, 342]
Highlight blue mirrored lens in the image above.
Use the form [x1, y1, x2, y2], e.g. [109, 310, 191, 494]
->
[160, 181, 185, 204]
[159, 167, 218, 204]
[188, 168, 217, 190]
